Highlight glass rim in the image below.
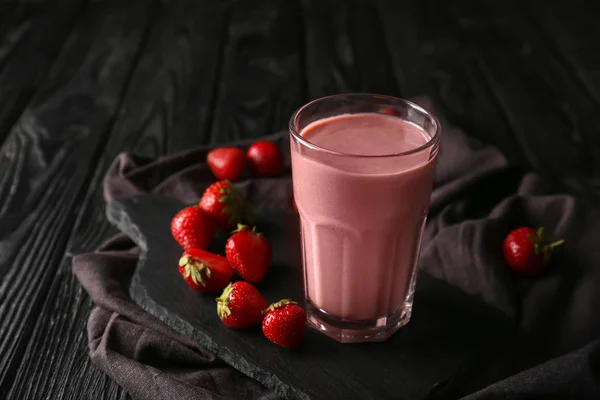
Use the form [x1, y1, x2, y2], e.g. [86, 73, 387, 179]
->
[289, 93, 441, 158]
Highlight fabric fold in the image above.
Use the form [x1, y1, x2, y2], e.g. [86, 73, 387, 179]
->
[73, 100, 600, 399]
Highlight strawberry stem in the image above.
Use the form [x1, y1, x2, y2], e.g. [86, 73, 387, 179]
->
[537, 226, 545, 240]
[528, 226, 565, 264]
[216, 181, 255, 225]
[265, 299, 297, 313]
[216, 283, 234, 318]
[233, 224, 249, 233]
[547, 239, 565, 249]
[180, 256, 211, 287]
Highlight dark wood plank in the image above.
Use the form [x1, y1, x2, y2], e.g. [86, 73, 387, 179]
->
[303, 0, 400, 99]
[5, 280, 128, 400]
[371, 0, 428, 98]
[3, 1, 226, 398]
[209, 0, 305, 143]
[306, 0, 527, 181]
[0, 0, 156, 396]
[1, 1, 597, 399]
[443, 0, 600, 197]
[375, 0, 519, 156]
[523, 0, 600, 196]
[526, 0, 600, 106]
[0, 3, 19, 46]
[0, 0, 87, 145]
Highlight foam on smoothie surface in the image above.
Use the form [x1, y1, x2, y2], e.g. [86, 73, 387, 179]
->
[300, 113, 428, 156]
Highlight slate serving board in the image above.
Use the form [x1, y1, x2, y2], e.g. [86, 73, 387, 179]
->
[107, 194, 513, 400]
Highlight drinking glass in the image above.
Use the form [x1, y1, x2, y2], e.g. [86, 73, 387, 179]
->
[289, 94, 441, 343]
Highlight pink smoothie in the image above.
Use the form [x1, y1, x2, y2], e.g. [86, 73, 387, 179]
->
[291, 113, 437, 321]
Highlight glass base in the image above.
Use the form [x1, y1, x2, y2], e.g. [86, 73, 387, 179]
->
[306, 299, 413, 344]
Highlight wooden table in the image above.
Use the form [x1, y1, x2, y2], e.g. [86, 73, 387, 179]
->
[0, 0, 597, 398]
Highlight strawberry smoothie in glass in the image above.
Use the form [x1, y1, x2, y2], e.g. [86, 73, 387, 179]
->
[289, 94, 441, 343]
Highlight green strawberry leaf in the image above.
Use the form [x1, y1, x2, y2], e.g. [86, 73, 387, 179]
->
[184, 259, 210, 287]
[266, 298, 297, 312]
[216, 283, 234, 318]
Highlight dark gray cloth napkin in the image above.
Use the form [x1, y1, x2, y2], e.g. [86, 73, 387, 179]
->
[73, 100, 600, 399]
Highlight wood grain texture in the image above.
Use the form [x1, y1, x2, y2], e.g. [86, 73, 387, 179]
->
[0, 0, 598, 399]
[0, 3, 18, 46]
[375, 0, 521, 160]
[5, 275, 129, 400]
[3, 1, 226, 399]
[0, 0, 155, 397]
[523, 0, 600, 196]
[303, 0, 400, 99]
[0, 0, 87, 145]
[209, 0, 305, 143]
[445, 0, 600, 197]
[374, 0, 600, 200]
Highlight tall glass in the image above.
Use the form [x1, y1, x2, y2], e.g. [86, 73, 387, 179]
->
[289, 94, 441, 343]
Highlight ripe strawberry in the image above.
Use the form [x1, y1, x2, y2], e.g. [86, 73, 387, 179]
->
[225, 224, 272, 283]
[171, 205, 215, 250]
[262, 299, 307, 349]
[178, 248, 233, 293]
[502, 226, 564, 276]
[381, 107, 401, 117]
[246, 141, 284, 177]
[216, 282, 269, 328]
[199, 180, 250, 229]
[207, 147, 245, 182]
